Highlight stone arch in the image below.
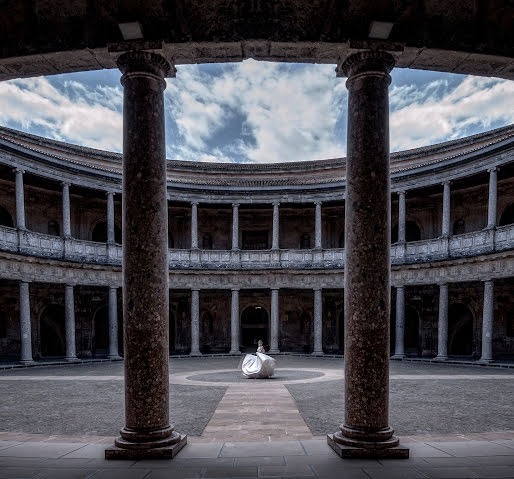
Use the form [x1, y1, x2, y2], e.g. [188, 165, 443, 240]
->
[93, 306, 109, 355]
[40, 304, 65, 357]
[240, 305, 269, 351]
[391, 220, 422, 243]
[499, 203, 514, 226]
[0, 204, 14, 228]
[92, 221, 122, 243]
[448, 303, 474, 356]
[48, 220, 60, 236]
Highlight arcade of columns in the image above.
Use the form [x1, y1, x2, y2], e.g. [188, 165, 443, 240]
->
[4, 46, 506, 460]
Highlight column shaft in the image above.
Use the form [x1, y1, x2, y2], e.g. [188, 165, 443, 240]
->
[64, 284, 77, 360]
[15, 169, 26, 230]
[232, 204, 239, 250]
[19, 281, 33, 363]
[269, 289, 280, 353]
[398, 191, 406, 243]
[272, 203, 280, 250]
[230, 289, 240, 354]
[108, 287, 120, 359]
[436, 284, 449, 360]
[393, 286, 405, 358]
[441, 182, 451, 237]
[106, 50, 185, 459]
[191, 202, 198, 249]
[480, 280, 494, 362]
[315, 202, 322, 249]
[107, 192, 115, 243]
[312, 289, 323, 354]
[487, 168, 498, 229]
[329, 50, 407, 458]
[62, 183, 71, 238]
[190, 289, 201, 356]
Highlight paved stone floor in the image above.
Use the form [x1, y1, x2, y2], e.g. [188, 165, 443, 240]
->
[0, 357, 513, 477]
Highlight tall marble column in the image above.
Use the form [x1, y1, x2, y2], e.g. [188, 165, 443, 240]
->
[232, 203, 239, 250]
[487, 167, 498, 229]
[397, 191, 406, 243]
[328, 50, 407, 458]
[19, 281, 33, 364]
[107, 192, 115, 243]
[229, 288, 240, 354]
[14, 168, 26, 230]
[269, 288, 280, 354]
[62, 182, 71, 238]
[190, 289, 201, 356]
[480, 280, 494, 362]
[108, 286, 121, 359]
[435, 283, 449, 360]
[64, 284, 78, 361]
[392, 286, 405, 359]
[441, 182, 451, 237]
[105, 50, 185, 459]
[312, 288, 323, 355]
[314, 201, 322, 249]
[272, 202, 280, 250]
[191, 202, 199, 249]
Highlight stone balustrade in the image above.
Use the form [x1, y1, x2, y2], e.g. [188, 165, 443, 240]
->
[1, 224, 514, 269]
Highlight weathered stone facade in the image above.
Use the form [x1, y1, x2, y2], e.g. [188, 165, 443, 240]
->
[0, 125, 513, 361]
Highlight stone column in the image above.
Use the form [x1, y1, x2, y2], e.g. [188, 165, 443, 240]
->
[107, 192, 115, 243]
[315, 201, 322, 249]
[61, 182, 71, 238]
[441, 182, 451, 237]
[108, 286, 121, 359]
[435, 283, 449, 360]
[392, 286, 405, 359]
[312, 288, 323, 355]
[105, 50, 185, 460]
[14, 168, 26, 230]
[480, 280, 494, 363]
[328, 50, 407, 458]
[269, 288, 280, 354]
[487, 167, 498, 229]
[272, 202, 280, 250]
[229, 288, 240, 354]
[190, 289, 201, 356]
[232, 203, 239, 250]
[397, 191, 406, 243]
[19, 281, 33, 364]
[191, 202, 199, 249]
[64, 284, 78, 361]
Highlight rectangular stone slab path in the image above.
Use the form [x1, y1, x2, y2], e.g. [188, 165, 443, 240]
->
[198, 383, 318, 442]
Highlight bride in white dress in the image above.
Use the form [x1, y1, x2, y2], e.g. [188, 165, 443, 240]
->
[241, 340, 276, 379]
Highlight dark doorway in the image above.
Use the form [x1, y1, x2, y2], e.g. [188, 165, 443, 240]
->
[48, 220, 60, 236]
[200, 311, 214, 353]
[93, 306, 109, 356]
[40, 305, 65, 357]
[499, 203, 514, 226]
[449, 303, 474, 356]
[117, 316, 124, 357]
[392, 221, 422, 243]
[241, 306, 268, 351]
[242, 230, 268, 250]
[92, 221, 122, 243]
[169, 311, 175, 354]
[0, 205, 13, 228]
[405, 305, 420, 355]
[338, 310, 344, 354]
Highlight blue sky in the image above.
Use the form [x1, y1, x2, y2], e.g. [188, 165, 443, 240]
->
[0, 60, 513, 163]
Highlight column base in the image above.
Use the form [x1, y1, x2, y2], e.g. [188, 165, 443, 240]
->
[391, 354, 405, 360]
[327, 434, 409, 458]
[311, 350, 324, 356]
[19, 359, 35, 365]
[189, 352, 202, 357]
[65, 357, 79, 362]
[268, 349, 280, 354]
[478, 358, 494, 364]
[108, 355, 122, 360]
[434, 356, 448, 361]
[106, 433, 187, 460]
[229, 350, 241, 355]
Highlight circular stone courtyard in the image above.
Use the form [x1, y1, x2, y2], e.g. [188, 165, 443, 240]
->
[0, 357, 513, 439]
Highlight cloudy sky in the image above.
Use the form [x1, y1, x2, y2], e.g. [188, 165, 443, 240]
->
[0, 60, 513, 164]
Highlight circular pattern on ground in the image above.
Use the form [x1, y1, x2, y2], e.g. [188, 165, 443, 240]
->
[188, 369, 325, 383]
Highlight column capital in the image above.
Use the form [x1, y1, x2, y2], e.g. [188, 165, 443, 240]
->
[117, 50, 175, 86]
[314, 200, 322, 206]
[109, 285, 119, 291]
[61, 181, 71, 188]
[396, 285, 405, 291]
[483, 279, 494, 286]
[191, 201, 199, 207]
[441, 180, 451, 186]
[191, 288, 200, 292]
[397, 190, 406, 197]
[437, 282, 449, 288]
[487, 166, 498, 173]
[14, 167, 25, 175]
[272, 201, 280, 207]
[232, 202, 239, 208]
[106, 191, 115, 197]
[336, 50, 395, 79]
[313, 287, 322, 292]
[231, 287, 240, 292]
[270, 287, 280, 292]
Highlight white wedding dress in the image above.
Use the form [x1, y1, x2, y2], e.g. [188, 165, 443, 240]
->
[242, 347, 276, 379]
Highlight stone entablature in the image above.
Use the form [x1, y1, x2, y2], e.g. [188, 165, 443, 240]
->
[1, 224, 513, 270]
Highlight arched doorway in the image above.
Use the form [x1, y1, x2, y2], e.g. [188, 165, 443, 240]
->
[241, 306, 268, 351]
[92, 221, 122, 243]
[499, 203, 514, 226]
[338, 310, 344, 354]
[0, 205, 13, 228]
[169, 311, 175, 354]
[392, 221, 422, 242]
[449, 303, 474, 356]
[405, 305, 420, 355]
[40, 305, 65, 357]
[93, 306, 109, 356]
[200, 311, 214, 353]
